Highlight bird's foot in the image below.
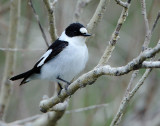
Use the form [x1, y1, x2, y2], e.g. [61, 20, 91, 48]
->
[57, 76, 72, 97]
[57, 89, 62, 98]
[65, 84, 71, 98]
[57, 76, 70, 84]
[57, 82, 63, 98]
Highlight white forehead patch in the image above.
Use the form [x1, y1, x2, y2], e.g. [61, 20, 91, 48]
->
[80, 28, 87, 34]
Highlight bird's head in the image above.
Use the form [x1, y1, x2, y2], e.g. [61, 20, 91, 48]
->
[59, 23, 91, 44]
[65, 23, 91, 37]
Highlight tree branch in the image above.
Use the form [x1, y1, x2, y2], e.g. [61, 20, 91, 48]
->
[141, 61, 160, 68]
[151, 11, 160, 34]
[7, 103, 109, 125]
[87, 0, 109, 32]
[125, 0, 154, 96]
[1, 0, 158, 125]
[124, 70, 139, 96]
[97, 0, 131, 66]
[73, 0, 92, 22]
[39, 39, 160, 112]
[0, 48, 45, 52]
[43, 0, 58, 43]
[27, 1, 62, 125]
[110, 68, 152, 126]
[110, 1, 160, 125]
[10, 96, 68, 126]
[115, 0, 129, 8]
[28, 0, 49, 47]
[66, 103, 109, 114]
[21, 111, 64, 126]
[0, 0, 20, 120]
[140, 0, 151, 51]
[11, 115, 40, 125]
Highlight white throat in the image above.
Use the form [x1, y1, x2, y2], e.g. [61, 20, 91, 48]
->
[59, 31, 86, 46]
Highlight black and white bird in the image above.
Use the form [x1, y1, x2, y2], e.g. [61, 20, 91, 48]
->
[10, 23, 91, 95]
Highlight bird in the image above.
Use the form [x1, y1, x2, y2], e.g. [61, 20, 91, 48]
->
[10, 23, 91, 95]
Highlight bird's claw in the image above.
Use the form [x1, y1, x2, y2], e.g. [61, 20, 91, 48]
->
[65, 84, 71, 98]
[57, 90, 61, 98]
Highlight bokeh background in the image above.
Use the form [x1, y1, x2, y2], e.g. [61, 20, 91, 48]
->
[0, 0, 160, 126]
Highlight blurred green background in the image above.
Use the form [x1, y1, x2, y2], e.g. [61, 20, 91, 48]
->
[0, 0, 160, 126]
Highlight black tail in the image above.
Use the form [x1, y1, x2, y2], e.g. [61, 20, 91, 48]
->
[10, 69, 33, 85]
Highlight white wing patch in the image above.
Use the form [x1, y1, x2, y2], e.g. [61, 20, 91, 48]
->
[37, 49, 52, 67]
[80, 28, 87, 34]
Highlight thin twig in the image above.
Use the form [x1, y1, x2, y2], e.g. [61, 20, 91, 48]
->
[115, 0, 128, 8]
[28, 0, 49, 47]
[141, 0, 150, 33]
[0, 0, 20, 120]
[43, 0, 58, 42]
[10, 103, 108, 125]
[141, 0, 151, 51]
[124, 70, 139, 96]
[0, 48, 45, 52]
[110, 69, 152, 126]
[124, 0, 153, 99]
[11, 115, 41, 125]
[151, 11, 160, 34]
[22, 5, 33, 48]
[87, 0, 109, 32]
[42, 1, 59, 112]
[129, 69, 152, 99]
[110, 1, 159, 124]
[27, 111, 65, 126]
[97, 0, 131, 66]
[73, 0, 92, 22]
[124, 0, 157, 103]
[123, 0, 155, 102]
[66, 103, 109, 114]
[29, 0, 63, 125]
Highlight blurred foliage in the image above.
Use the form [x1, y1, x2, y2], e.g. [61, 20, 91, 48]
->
[0, 0, 160, 126]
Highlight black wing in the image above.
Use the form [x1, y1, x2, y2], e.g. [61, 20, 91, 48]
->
[34, 39, 69, 71]
[45, 39, 68, 64]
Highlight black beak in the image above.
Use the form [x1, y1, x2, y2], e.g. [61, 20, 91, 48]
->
[83, 33, 92, 37]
